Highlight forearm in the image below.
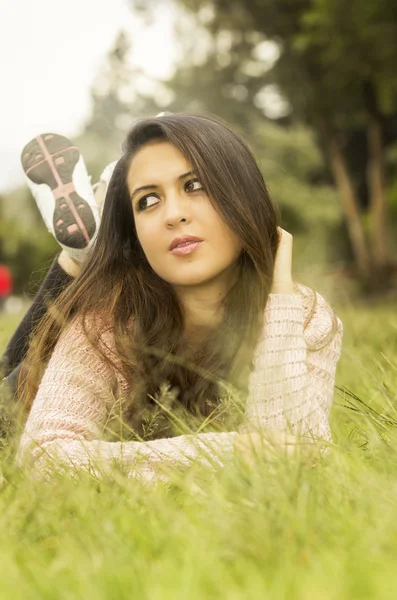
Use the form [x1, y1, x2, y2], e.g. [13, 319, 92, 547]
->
[19, 423, 237, 482]
[244, 288, 343, 439]
[245, 292, 307, 431]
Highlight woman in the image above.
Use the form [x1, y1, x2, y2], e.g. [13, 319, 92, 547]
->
[15, 113, 343, 481]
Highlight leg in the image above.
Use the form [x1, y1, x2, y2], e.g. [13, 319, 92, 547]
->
[3, 133, 99, 370]
[0, 254, 74, 378]
[1, 133, 117, 398]
[1, 131, 96, 393]
[21, 133, 100, 264]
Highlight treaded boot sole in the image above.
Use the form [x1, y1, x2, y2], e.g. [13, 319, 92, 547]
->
[21, 134, 96, 249]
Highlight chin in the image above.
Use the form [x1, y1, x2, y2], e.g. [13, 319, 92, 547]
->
[167, 275, 212, 287]
[159, 268, 219, 288]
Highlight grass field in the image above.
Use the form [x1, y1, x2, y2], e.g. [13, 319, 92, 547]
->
[1, 301, 397, 599]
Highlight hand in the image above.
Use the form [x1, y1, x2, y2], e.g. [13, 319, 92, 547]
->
[270, 227, 296, 294]
[234, 431, 300, 467]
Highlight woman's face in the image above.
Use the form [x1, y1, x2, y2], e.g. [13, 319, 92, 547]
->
[126, 141, 242, 289]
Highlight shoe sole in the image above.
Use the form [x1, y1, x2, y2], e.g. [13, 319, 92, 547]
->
[21, 133, 96, 250]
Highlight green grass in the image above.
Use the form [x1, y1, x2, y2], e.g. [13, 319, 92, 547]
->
[1, 302, 397, 599]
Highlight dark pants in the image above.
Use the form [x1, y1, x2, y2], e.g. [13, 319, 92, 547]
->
[0, 256, 73, 399]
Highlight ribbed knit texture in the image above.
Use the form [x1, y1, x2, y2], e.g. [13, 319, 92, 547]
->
[17, 284, 343, 482]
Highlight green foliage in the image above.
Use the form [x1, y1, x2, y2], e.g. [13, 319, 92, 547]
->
[159, 0, 397, 125]
[0, 189, 58, 294]
[297, 0, 397, 119]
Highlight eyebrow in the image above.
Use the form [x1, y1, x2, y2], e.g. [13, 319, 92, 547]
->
[130, 171, 196, 201]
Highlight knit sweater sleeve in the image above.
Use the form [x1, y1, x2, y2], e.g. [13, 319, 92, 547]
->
[246, 284, 343, 441]
[17, 319, 237, 482]
[18, 285, 342, 480]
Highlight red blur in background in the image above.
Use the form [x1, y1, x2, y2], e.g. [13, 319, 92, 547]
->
[0, 265, 13, 298]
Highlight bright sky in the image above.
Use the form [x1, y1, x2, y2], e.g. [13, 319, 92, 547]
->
[0, 0, 176, 192]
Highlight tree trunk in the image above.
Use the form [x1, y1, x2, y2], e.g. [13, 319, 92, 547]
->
[363, 80, 392, 289]
[325, 134, 371, 279]
[367, 113, 389, 269]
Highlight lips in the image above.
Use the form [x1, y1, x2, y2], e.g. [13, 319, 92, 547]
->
[169, 235, 203, 251]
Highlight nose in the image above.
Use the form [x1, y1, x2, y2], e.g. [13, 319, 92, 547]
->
[163, 189, 192, 228]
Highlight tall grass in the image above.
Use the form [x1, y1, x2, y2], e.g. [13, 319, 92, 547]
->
[1, 302, 397, 599]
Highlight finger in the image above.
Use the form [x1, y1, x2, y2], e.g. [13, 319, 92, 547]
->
[274, 228, 293, 276]
[271, 228, 294, 293]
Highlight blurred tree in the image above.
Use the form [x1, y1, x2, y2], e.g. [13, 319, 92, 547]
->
[0, 190, 58, 294]
[133, 0, 397, 289]
[77, 31, 164, 181]
[294, 0, 397, 287]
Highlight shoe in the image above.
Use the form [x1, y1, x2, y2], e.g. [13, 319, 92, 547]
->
[21, 133, 100, 263]
[92, 160, 118, 217]
[98, 160, 118, 188]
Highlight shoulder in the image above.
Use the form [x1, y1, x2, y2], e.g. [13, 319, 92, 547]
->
[55, 313, 134, 395]
[55, 313, 123, 369]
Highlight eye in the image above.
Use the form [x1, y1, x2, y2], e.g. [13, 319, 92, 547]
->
[136, 193, 160, 212]
[185, 178, 204, 193]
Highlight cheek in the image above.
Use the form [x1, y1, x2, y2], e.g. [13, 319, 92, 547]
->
[200, 204, 237, 247]
[134, 220, 162, 265]
[214, 220, 243, 258]
[134, 219, 151, 251]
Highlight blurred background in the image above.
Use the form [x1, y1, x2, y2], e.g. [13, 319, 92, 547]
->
[1, 0, 397, 302]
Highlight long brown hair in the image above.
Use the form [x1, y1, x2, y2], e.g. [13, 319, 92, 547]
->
[20, 114, 280, 438]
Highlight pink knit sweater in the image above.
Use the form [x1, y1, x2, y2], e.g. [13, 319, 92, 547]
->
[18, 284, 343, 481]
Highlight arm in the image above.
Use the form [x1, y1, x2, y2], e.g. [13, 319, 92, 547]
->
[17, 318, 237, 482]
[245, 284, 343, 441]
[18, 284, 342, 480]
[296, 283, 343, 439]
